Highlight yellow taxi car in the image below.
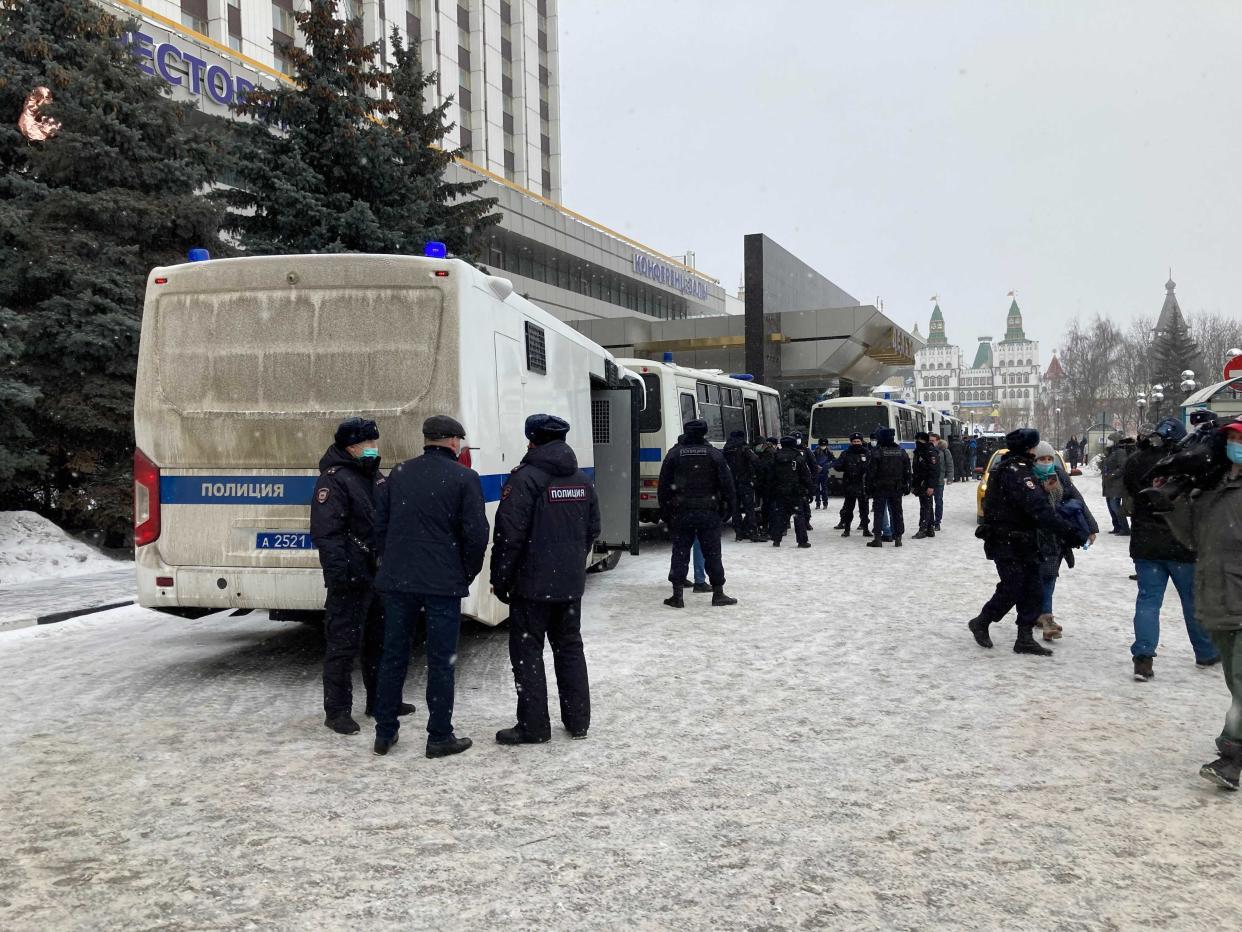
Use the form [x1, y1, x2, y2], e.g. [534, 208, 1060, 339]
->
[976, 448, 1070, 522]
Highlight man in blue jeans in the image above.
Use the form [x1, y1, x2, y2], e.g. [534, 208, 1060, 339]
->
[371, 415, 490, 758]
[1124, 417, 1219, 680]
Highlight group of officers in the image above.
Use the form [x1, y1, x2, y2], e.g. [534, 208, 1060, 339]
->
[309, 413, 600, 759]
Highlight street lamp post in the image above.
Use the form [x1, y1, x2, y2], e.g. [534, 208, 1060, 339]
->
[1136, 393, 1147, 430]
[1054, 407, 1061, 449]
[1151, 384, 1165, 422]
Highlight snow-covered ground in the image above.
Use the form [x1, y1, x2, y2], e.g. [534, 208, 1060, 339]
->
[1, 477, 1238, 931]
[0, 511, 123, 587]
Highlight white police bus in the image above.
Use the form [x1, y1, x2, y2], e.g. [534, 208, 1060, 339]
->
[133, 251, 641, 626]
[616, 357, 782, 524]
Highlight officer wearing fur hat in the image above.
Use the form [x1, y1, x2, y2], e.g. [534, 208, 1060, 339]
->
[311, 417, 407, 736]
[371, 414, 489, 759]
[969, 428, 1088, 656]
[490, 414, 601, 745]
[767, 436, 814, 548]
[658, 418, 738, 608]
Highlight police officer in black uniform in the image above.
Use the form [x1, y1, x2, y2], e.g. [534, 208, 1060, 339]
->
[490, 414, 601, 745]
[969, 427, 1088, 656]
[658, 418, 738, 608]
[371, 415, 489, 758]
[865, 427, 911, 548]
[912, 431, 940, 539]
[723, 429, 761, 541]
[792, 431, 818, 531]
[835, 432, 872, 537]
[311, 417, 411, 735]
[767, 436, 814, 548]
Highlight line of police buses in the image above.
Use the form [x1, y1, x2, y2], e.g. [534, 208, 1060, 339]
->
[133, 252, 967, 625]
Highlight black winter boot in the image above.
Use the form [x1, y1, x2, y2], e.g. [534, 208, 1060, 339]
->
[926, 528, 936, 538]
[664, 586, 684, 609]
[325, 714, 361, 735]
[1200, 738, 1242, 790]
[691, 582, 712, 593]
[967, 616, 993, 649]
[866, 538, 883, 548]
[913, 529, 929, 540]
[1014, 625, 1053, 656]
[860, 527, 872, 538]
[841, 528, 850, 537]
[833, 521, 847, 529]
[711, 585, 737, 606]
[893, 537, 903, 547]
[1133, 656, 1154, 681]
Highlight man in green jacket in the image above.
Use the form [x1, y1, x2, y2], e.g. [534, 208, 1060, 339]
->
[1186, 419, 1242, 790]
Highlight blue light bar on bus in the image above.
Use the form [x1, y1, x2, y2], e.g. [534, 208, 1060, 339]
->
[187, 248, 210, 262]
[729, 373, 755, 381]
[424, 242, 448, 258]
[663, 352, 674, 362]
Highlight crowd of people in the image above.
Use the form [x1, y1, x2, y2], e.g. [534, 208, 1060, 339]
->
[306, 406, 1242, 792]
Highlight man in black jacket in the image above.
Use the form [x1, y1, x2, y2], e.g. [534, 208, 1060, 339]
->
[912, 431, 940, 539]
[371, 414, 489, 758]
[1123, 417, 1218, 680]
[968, 428, 1088, 657]
[658, 418, 738, 608]
[491, 414, 601, 745]
[835, 432, 871, 538]
[723, 430, 761, 541]
[865, 427, 911, 548]
[311, 417, 408, 736]
[767, 436, 814, 548]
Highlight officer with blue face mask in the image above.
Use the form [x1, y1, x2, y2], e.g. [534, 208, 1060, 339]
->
[311, 417, 411, 736]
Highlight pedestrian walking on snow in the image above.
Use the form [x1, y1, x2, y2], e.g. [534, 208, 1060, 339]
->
[968, 428, 1088, 656]
[1030, 441, 1098, 641]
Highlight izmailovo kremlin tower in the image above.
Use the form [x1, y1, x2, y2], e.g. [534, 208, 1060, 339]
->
[912, 299, 1041, 431]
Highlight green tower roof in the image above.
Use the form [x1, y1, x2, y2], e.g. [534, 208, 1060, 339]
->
[927, 303, 948, 346]
[971, 339, 994, 369]
[1001, 298, 1026, 343]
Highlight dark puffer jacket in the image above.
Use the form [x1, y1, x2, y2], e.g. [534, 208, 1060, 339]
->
[768, 446, 814, 503]
[310, 444, 384, 590]
[836, 444, 871, 495]
[490, 440, 602, 602]
[657, 437, 736, 517]
[723, 435, 759, 486]
[1182, 472, 1242, 632]
[374, 446, 490, 598]
[866, 429, 911, 496]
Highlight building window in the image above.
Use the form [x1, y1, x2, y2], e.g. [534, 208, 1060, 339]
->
[181, 0, 208, 34]
[273, 2, 297, 39]
[525, 322, 547, 374]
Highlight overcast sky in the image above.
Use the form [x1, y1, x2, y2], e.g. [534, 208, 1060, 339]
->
[557, 0, 1241, 358]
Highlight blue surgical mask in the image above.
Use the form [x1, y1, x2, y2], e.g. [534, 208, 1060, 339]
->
[359, 447, 380, 462]
[1228, 441, 1242, 465]
[1033, 462, 1056, 479]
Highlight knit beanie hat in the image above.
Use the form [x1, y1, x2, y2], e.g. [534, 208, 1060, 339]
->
[1032, 441, 1056, 459]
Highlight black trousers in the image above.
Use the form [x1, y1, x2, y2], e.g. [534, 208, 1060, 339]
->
[323, 585, 384, 717]
[917, 490, 935, 530]
[979, 559, 1043, 628]
[873, 493, 906, 538]
[732, 481, 758, 538]
[769, 499, 808, 545]
[669, 511, 725, 586]
[839, 493, 869, 529]
[509, 598, 591, 738]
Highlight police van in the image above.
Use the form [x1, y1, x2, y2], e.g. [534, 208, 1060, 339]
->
[133, 252, 641, 626]
[616, 357, 782, 525]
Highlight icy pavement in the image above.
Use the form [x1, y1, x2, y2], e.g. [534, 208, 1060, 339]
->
[0, 567, 135, 632]
[1, 478, 1239, 931]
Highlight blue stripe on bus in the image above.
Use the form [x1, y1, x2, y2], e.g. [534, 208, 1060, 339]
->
[161, 467, 597, 506]
[639, 447, 663, 462]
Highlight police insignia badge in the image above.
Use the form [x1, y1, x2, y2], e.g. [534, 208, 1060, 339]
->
[1024, 479, 1037, 490]
[501, 484, 513, 500]
[316, 488, 329, 504]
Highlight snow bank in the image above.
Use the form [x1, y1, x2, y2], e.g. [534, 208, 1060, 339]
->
[0, 511, 121, 587]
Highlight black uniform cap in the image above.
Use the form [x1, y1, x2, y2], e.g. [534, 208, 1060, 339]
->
[780, 435, 798, 447]
[525, 413, 571, 445]
[729, 429, 745, 439]
[849, 432, 863, 441]
[1004, 427, 1040, 453]
[683, 418, 708, 437]
[915, 431, 930, 442]
[765, 436, 778, 444]
[422, 414, 466, 439]
[335, 417, 379, 448]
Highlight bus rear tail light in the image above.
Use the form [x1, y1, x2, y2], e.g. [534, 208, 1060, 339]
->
[457, 447, 472, 468]
[641, 478, 659, 488]
[134, 447, 161, 547]
[155, 576, 174, 588]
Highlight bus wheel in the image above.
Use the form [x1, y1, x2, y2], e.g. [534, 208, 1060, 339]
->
[589, 550, 623, 573]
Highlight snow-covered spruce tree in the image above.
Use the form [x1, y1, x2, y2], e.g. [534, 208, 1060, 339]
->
[0, 0, 224, 538]
[1150, 314, 1203, 405]
[218, 0, 498, 258]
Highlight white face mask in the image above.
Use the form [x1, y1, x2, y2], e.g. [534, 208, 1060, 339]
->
[1105, 440, 1115, 448]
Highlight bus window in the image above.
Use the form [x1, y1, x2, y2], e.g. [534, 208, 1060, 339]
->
[679, 392, 697, 429]
[722, 387, 744, 438]
[810, 405, 884, 439]
[698, 381, 724, 441]
[639, 373, 662, 433]
[761, 393, 781, 438]
[744, 398, 760, 442]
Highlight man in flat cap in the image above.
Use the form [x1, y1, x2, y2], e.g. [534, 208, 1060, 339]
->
[491, 414, 601, 745]
[312, 416, 403, 735]
[371, 414, 489, 758]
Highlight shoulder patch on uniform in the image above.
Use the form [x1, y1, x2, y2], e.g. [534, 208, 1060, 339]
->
[316, 487, 330, 504]
[501, 483, 514, 500]
[325, 466, 340, 475]
[1024, 479, 1037, 490]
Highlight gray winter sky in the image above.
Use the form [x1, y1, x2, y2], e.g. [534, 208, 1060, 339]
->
[557, 0, 1242, 361]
